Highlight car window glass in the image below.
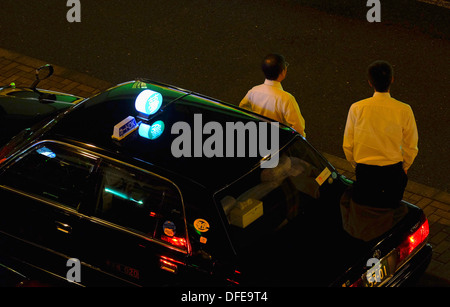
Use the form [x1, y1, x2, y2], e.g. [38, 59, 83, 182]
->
[94, 162, 187, 250]
[0, 143, 97, 210]
[214, 136, 332, 252]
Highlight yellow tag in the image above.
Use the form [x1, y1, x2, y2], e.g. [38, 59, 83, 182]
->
[316, 167, 331, 186]
[194, 219, 210, 233]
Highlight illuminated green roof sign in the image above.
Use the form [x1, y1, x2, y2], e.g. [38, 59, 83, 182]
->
[135, 89, 163, 116]
[139, 120, 165, 140]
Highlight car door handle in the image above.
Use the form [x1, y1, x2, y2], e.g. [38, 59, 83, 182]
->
[55, 221, 72, 234]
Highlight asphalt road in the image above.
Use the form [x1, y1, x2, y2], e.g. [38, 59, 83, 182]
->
[0, 0, 449, 192]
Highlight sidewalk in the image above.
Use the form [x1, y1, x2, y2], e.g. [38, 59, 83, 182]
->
[0, 48, 112, 98]
[1, 47, 449, 285]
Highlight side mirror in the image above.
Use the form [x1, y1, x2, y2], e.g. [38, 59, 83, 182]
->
[31, 64, 54, 90]
[36, 64, 54, 82]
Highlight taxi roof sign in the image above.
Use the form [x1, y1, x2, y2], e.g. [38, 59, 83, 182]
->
[139, 120, 165, 140]
[112, 116, 139, 141]
[135, 89, 163, 116]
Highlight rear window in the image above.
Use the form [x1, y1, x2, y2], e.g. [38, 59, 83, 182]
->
[214, 136, 335, 252]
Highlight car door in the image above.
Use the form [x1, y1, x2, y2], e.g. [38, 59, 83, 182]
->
[0, 141, 99, 280]
[79, 159, 193, 286]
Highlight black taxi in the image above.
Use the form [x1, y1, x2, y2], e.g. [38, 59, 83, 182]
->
[0, 73, 432, 287]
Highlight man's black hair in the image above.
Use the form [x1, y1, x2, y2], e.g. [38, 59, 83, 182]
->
[262, 54, 286, 80]
[368, 60, 394, 92]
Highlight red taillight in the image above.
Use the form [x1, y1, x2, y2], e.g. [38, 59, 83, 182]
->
[398, 219, 429, 263]
[161, 235, 187, 249]
[159, 256, 185, 274]
[160, 258, 178, 274]
[349, 278, 363, 287]
[226, 270, 241, 285]
[347, 218, 430, 287]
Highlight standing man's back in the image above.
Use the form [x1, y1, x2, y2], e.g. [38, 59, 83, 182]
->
[344, 93, 418, 170]
[343, 60, 419, 208]
[240, 54, 306, 137]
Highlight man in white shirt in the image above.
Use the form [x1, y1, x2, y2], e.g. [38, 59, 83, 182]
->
[239, 54, 306, 137]
[343, 60, 419, 208]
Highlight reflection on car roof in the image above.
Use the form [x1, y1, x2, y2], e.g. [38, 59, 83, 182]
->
[50, 80, 296, 190]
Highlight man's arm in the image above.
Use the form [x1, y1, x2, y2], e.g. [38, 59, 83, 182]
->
[343, 106, 356, 168]
[402, 107, 419, 171]
[284, 97, 306, 137]
[239, 92, 252, 111]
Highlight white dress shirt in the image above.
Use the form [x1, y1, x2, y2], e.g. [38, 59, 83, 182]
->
[343, 92, 418, 171]
[239, 79, 306, 137]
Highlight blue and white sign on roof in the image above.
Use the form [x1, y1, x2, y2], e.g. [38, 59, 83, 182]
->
[139, 120, 165, 140]
[112, 116, 139, 141]
[135, 89, 163, 116]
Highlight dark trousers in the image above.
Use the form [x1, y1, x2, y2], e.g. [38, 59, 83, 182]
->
[352, 162, 408, 209]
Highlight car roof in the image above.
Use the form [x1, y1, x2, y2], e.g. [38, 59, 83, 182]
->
[48, 80, 297, 190]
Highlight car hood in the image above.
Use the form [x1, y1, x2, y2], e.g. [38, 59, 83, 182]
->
[0, 95, 76, 147]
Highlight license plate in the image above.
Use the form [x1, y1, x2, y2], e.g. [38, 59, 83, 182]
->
[362, 253, 395, 287]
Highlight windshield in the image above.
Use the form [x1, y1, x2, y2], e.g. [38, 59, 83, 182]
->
[214, 136, 340, 253]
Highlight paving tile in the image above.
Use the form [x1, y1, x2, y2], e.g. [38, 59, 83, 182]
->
[76, 83, 97, 93]
[416, 197, 434, 209]
[16, 64, 34, 73]
[430, 222, 446, 235]
[429, 200, 450, 211]
[436, 209, 450, 220]
[3, 67, 21, 78]
[430, 231, 448, 245]
[442, 221, 450, 230]
[437, 250, 450, 263]
[434, 191, 450, 205]
[423, 205, 438, 217]
[407, 181, 440, 198]
[2, 62, 19, 72]
[407, 193, 423, 204]
[14, 55, 46, 68]
[434, 240, 450, 254]
[60, 81, 81, 92]
[436, 263, 450, 284]
[428, 259, 443, 273]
